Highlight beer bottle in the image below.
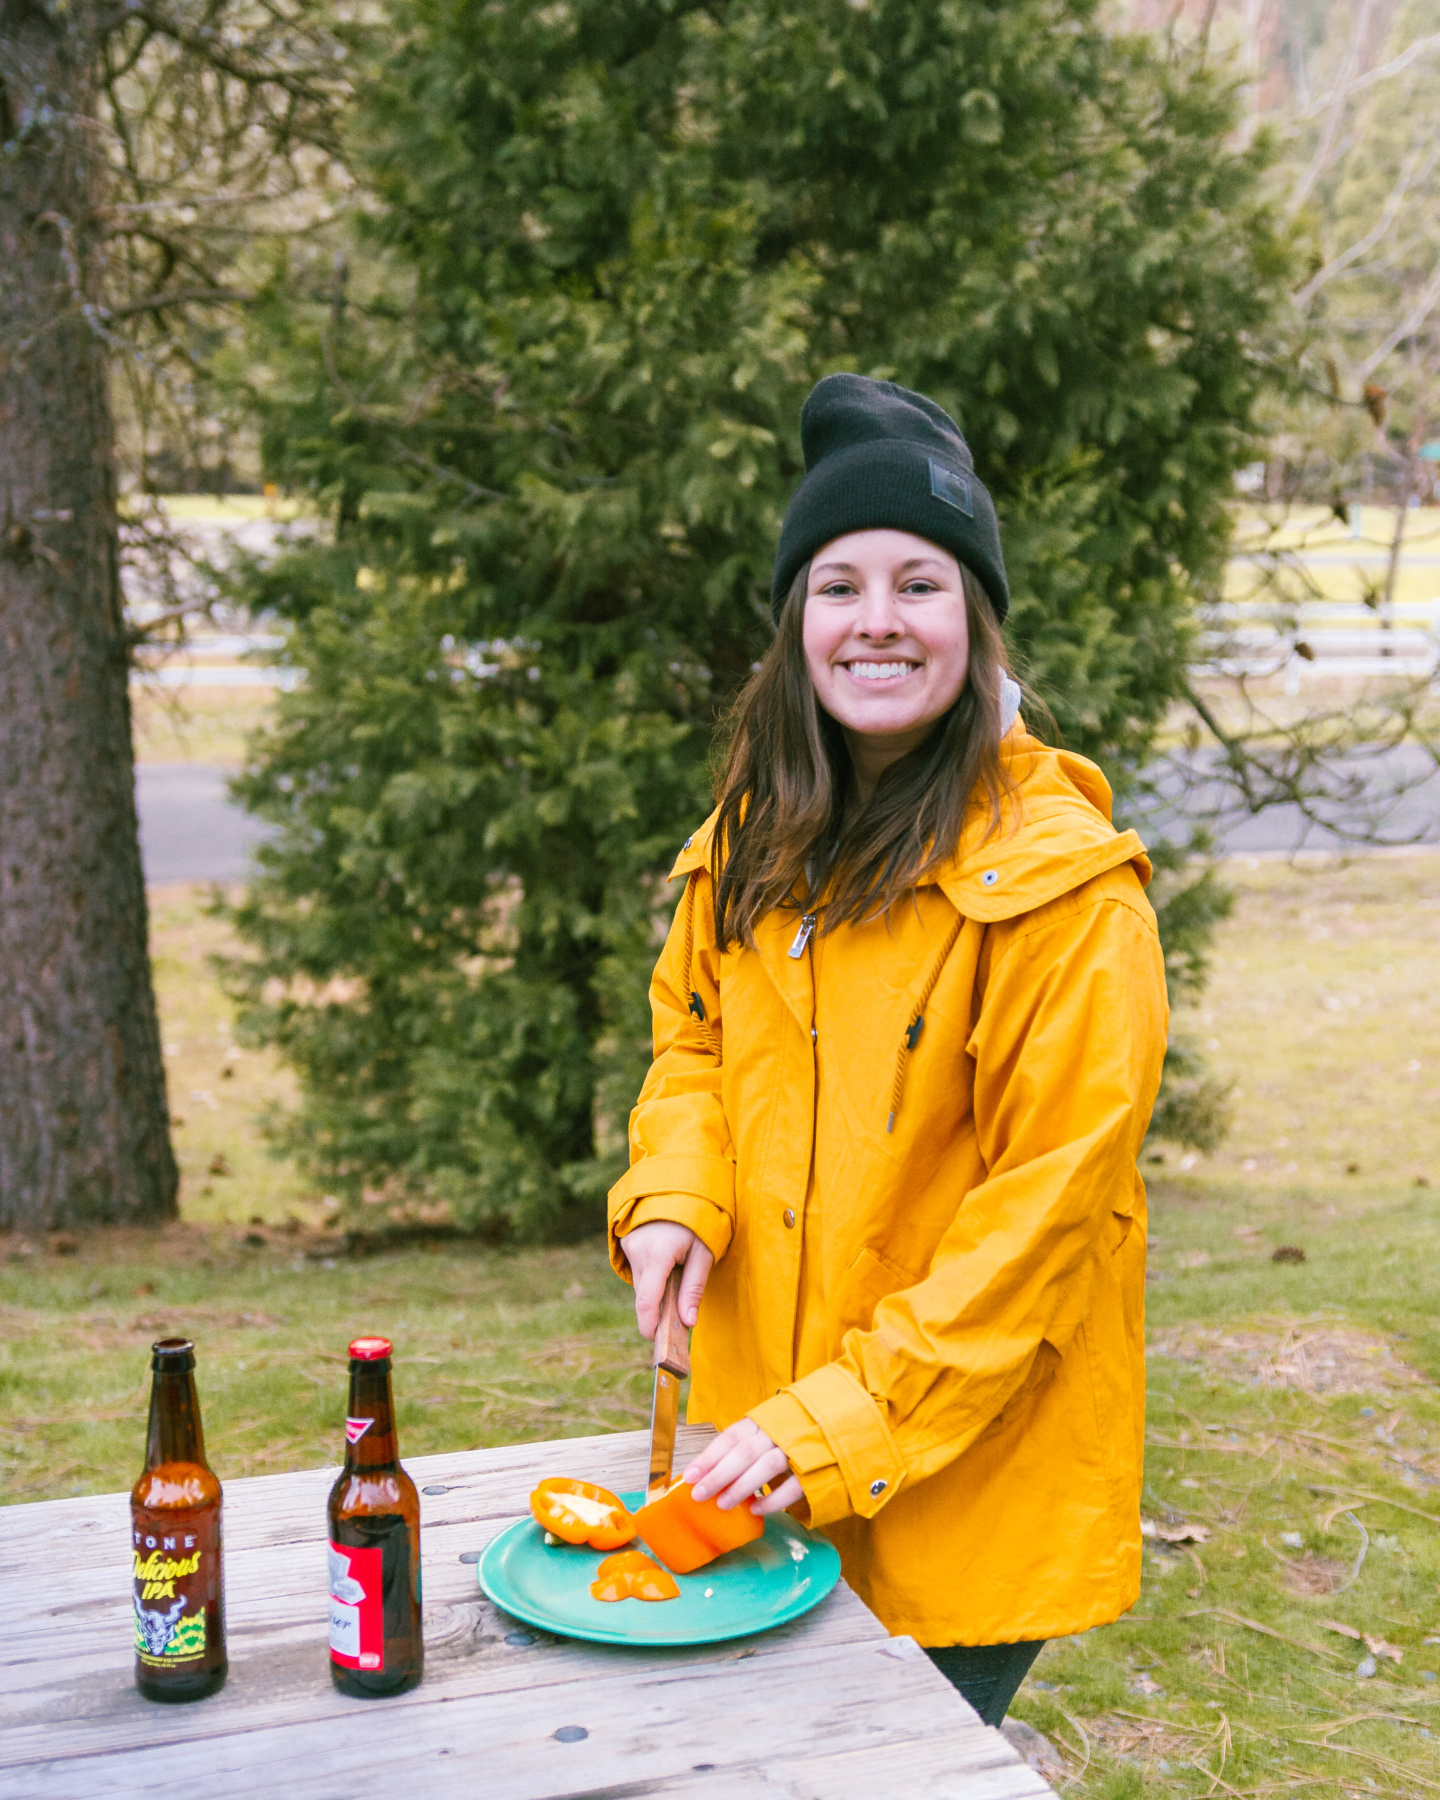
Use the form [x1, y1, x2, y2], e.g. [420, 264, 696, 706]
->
[131, 1338, 227, 1702]
[327, 1336, 423, 1697]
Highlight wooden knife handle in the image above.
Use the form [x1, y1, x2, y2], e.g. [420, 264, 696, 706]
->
[653, 1266, 691, 1378]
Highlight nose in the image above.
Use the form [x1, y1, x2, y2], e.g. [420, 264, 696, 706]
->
[853, 583, 903, 641]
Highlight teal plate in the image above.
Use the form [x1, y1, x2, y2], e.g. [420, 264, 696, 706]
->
[477, 1491, 841, 1647]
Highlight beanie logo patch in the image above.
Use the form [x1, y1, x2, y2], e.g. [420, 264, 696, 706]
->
[928, 460, 973, 518]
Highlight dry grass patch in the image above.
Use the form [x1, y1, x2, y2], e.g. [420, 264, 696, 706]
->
[1148, 1318, 1430, 1397]
[1281, 1551, 1352, 1597]
[1086, 1709, 1225, 1776]
[131, 684, 277, 766]
[1166, 851, 1440, 1193]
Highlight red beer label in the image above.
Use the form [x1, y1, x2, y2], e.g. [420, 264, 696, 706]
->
[344, 1417, 373, 1445]
[328, 1541, 384, 1670]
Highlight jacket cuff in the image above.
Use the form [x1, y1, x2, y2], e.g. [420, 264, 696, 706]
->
[607, 1191, 734, 1282]
[609, 1152, 735, 1217]
[752, 1365, 906, 1527]
[746, 1392, 848, 1530]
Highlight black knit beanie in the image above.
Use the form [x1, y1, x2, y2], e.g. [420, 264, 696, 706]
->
[771, 374, 1009, 623]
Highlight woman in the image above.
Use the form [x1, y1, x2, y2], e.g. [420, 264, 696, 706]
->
[609, 374, 1168, 1725]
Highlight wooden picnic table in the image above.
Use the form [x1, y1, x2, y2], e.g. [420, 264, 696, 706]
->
[1, 1424, 1053, 1799]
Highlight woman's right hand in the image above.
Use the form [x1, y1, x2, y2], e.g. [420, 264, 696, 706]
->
[619, 1220, 714, 1338]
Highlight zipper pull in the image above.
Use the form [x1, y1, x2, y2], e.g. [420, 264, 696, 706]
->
[788, 913, 817, 959]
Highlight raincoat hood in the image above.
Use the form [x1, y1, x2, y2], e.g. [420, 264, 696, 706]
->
[667, 724, 1152, 921]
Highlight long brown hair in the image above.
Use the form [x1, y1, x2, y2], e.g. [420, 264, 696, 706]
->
[712, 562, 1019, 950]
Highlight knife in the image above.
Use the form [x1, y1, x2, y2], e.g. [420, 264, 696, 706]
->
[646, 1266, 692, 1503]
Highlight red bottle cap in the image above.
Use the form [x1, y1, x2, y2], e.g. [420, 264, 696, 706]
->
[348, 1336, 393, 1360]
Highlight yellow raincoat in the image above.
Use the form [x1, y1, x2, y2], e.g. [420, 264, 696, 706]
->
[608, 726, 1168, 1645]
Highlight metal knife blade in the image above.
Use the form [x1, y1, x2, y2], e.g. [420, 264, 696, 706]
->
[646, 1267, 691, 1503]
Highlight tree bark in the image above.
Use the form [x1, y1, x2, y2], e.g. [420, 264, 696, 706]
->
[0, 0, 177, 1229]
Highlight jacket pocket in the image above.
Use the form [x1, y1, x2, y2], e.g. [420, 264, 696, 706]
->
[974, 1338, 1063, 1444]
[844, 1245, 924, 1332]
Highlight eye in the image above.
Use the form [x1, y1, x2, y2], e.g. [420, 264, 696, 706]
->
[901, 578, 941, 595]
[816, 579, 858, 598]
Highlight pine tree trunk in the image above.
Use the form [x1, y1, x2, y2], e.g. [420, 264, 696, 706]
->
[0, 2, 178, 1229]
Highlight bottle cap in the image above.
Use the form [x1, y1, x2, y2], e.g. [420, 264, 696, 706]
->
[348, 1336, 393, 1361]
[151, 1337, 195, 1372]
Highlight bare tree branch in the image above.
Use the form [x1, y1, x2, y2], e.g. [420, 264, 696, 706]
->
[123, 4, 339, 109]
[1294, 29, 1440, 122]
[1286, 0, 1376, 220]
[106, 283, 252, 317]
[1293, 141, 1436, 309]
[1357, 246, 1440, 381]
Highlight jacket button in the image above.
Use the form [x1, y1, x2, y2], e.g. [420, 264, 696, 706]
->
[870, 1479, 887, 1497]
[783, 1209, 796, 1229]
[980, 870, 999, 887]
[683, 835, 694, 850]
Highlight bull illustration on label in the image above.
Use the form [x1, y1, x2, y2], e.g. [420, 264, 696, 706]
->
[134, 1594, 187, 1657]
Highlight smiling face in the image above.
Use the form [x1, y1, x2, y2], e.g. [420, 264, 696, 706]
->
[801, 528, 971, 798]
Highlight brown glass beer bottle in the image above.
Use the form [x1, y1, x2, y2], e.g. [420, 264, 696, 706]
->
[131, 1338, 227, 1702]
[327, 1336, 423, 1696]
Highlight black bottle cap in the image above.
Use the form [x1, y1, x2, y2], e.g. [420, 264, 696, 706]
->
[151, 1337, 196, 1372]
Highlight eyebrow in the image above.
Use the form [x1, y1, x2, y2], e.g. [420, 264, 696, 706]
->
[811, 557, 951, 576]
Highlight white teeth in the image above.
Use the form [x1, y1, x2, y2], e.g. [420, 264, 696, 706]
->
[846, 661, 915, 681]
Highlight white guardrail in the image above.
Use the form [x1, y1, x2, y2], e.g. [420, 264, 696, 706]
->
[128, 602, 1440, 693]
[129, 626, 295, 689]
[1199, 598, 1440, 689]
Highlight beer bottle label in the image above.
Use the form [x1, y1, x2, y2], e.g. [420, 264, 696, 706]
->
[132, 1528, 209, 1668]
[328, 1541, 385, 1670]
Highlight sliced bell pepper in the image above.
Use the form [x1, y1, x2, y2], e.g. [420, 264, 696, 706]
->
[530, 1477, 637, 1550]
[633, 1478, 765, 1574]
[589, 1548, 680, 1603]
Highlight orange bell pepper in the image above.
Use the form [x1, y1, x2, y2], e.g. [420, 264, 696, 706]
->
[634, 1478, 764, 1574]
[589, 1549, 680, 1603]
[530, 1478, 637, 1550]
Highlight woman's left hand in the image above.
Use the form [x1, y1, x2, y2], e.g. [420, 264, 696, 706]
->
[682, 1417, 804, 1517]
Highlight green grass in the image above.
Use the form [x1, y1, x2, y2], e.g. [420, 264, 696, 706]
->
[0, 889, 650, 1498]
[0, 1235, 647, 1502]
[9, 857, 1440, 1793]
[143, 883, 319, 1227]
[1011, 1190, 1440, 1796]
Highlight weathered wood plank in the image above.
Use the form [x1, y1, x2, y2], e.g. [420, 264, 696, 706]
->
[1, 1428, 743, 1682]
[0, 1431, 1052, 1800]
[767, 1734, 1056, 1800]
[3, 1516, 882, 1676]
[0, 1427, 885, 1756]
[0, 1427, 697, 1573]
[7, 1636, 1029, 1800]
[0, 1586, 889, 1762]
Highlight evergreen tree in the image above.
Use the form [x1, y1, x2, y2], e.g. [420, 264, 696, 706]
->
[228, 0, 1293, 1238]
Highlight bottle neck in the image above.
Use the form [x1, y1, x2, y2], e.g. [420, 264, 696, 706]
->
[145, 1368, 208, 1471]
[344, 1360, 399, 1470]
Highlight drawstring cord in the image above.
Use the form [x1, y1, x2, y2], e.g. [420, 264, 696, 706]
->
[682, 871, 721, 1055]
[887, 913, 963, 1132]
[683, 862, 955, 1116]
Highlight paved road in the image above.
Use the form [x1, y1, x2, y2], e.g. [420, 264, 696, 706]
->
[1132, 742, 1440, 856]
[137, 765, 273, 884]
[138, 751, 1440, 886]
